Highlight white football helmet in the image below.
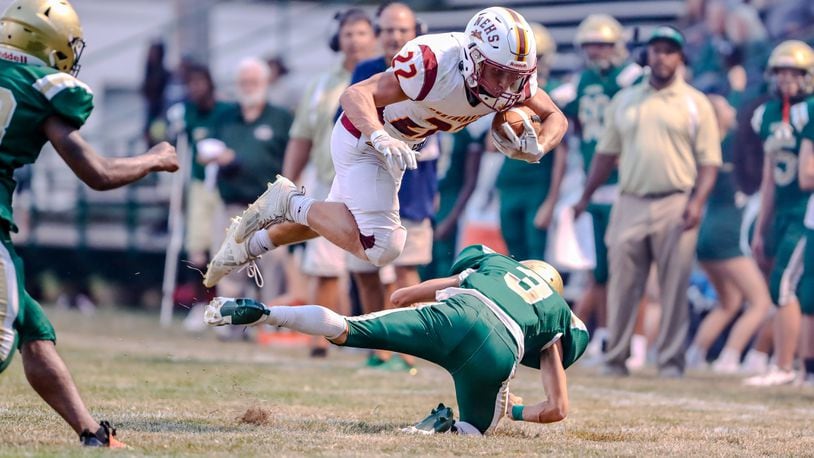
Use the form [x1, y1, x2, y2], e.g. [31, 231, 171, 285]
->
[461, 7, 537, 111]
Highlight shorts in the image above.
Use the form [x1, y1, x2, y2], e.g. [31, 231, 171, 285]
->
[346, 218, 433, 273]
[343, 293, 518, 434]
[0, 231, 56, 373]
[327, 118, 406, 265]
[301, 173, 346, 277]
[767, 213, 806, 306]
[497, 185, 549, 261]
[791, 229, 813, 315]
[587, 203, 612, 284]
[697, 204, 745, 261]
[185, 179, 223, 254]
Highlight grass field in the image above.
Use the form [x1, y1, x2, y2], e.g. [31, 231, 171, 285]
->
[1, 306, 813, 457]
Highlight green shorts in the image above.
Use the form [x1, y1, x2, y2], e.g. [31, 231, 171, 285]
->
[794, 229, 814, 315]
[0, 232, 56, 373]
[767, 214, 806, 306]
[344, 295, 519, 434]
[587, 203, 612, 284]
[697, 204, 745, 261]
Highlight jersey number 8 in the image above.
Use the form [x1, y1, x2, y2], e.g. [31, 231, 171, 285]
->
[0, 89, 17, 144]
[504, 266, 553, 305]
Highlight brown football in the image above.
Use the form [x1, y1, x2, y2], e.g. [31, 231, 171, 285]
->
[491, 105, 543, 140]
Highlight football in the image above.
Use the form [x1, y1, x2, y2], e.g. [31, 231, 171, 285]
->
[491, 105, 543, 141]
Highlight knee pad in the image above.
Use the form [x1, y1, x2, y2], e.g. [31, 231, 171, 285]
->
[0, 331, 18, 374]
[362, 224, 407, 267]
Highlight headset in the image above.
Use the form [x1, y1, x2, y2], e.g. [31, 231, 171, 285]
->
[329, 8, 372, 52]
[372, 1, 427, 38]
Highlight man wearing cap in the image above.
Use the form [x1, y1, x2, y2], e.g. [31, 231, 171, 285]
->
[574, 26, 722, 378]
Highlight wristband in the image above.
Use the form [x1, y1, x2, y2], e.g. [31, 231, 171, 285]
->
[511, 404, 525, 421]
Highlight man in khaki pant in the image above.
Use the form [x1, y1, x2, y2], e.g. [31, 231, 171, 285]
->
[574, 26, 721, 377]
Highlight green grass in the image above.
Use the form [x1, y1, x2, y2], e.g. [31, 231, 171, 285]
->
[1, 307, 813, 456]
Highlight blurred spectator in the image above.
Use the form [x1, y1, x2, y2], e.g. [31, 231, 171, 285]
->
[575, 27, 722, 378]
[724, 4, 771, 101]
[746, 41, 814, 386]
[200, 58, 292, 304]
[690, 0, 731, 93]
[282, 7, 376, 357]
[141, 40, 171, 146]
[496, 23, 566, 264]
[422, 129, 482, 279]
[685, 94, 771, 373]
[764, 0, 814, 40]
[266, 56, 299, 112]
[182, 65, 233, 270]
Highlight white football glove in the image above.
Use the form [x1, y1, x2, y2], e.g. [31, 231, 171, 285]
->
[370, 129, 419, 176]
[492, 108, 545, 163]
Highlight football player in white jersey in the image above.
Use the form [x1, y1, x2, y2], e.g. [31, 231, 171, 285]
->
[203, 7, 568, 288]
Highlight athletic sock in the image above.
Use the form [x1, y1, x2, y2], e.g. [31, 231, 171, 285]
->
[265, 305, 346, 340]
[290, 195, 315, 225]
[247, 230, 275, 257]
[805, 358, 814, 376]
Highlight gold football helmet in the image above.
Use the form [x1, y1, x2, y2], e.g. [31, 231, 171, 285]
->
[574, 14, 627, 69]
[767, 40, 814, 94]
[0, 0, 85, 75]
[529, 22, 556, 68]
[520, 260, 564, 296]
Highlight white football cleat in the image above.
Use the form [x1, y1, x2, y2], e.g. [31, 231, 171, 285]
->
[234, 175, 302, 243]
[203, 217, 261, 288]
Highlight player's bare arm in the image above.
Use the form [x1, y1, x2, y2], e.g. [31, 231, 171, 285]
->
[340, 71, 409, 137]
[799, 138, 814, 190]
[522, 90, 568, 153]
[508, 340, 569, 423]
[281, 138, 314, 183]
[390, 275, 461, 307]
[44, 116, 178, 191]
[573, 152, 617, 217]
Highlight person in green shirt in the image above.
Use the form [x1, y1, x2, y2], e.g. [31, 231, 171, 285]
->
[796, 115, 814, 386]
[746, 40, 814, 386]
[182, 64, 234, 269]
[422, 127, 482, 280]
[560, 14, 643, 363]
[0, 0, 178, 446]
[495, 22, 567, 263]
[205, 244, 588, 436]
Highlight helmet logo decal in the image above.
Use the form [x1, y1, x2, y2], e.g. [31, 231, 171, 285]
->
[470, 29, 483, 42]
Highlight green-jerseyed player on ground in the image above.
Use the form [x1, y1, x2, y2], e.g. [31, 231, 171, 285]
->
[560, 14, 642, 361]
[495, 23, 567, 262]
[746, 40, 814, 386]
[0, 0, 178, 446]
[205, 244, 589, 435]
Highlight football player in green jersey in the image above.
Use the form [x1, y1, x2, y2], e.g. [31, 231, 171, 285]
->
[561, 14, 644, 364]
[793, 106, 814, 386]
[205, 245, 589, 436]
[495, 23, 567, 263]
[746, 40, 814, 386]
[0, 0, 178, 446]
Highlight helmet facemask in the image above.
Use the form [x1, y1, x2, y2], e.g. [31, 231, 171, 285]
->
[466, 44, 535, 111]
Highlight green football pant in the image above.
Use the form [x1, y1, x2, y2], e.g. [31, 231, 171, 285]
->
[343, 295, 519, 434]
[0, 231, 56, 373]
[499, 187, 549, 261]
[767, 214, 806, 306]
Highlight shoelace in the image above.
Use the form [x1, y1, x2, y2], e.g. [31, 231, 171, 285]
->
[239, 260, 264, 288]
